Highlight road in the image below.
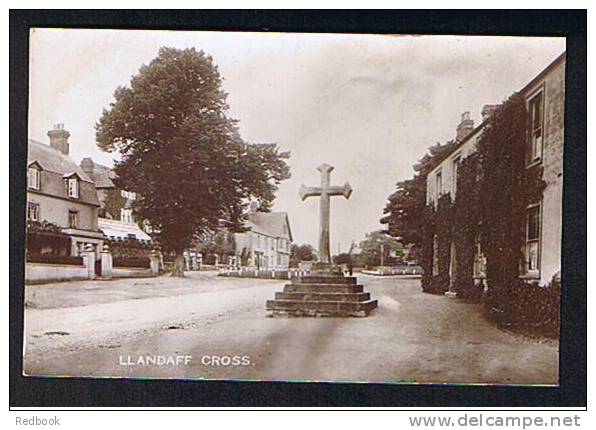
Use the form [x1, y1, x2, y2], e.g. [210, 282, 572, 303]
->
[23, 272, 558, 385]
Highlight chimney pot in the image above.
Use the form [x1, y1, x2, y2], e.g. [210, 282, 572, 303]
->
[456, 111, 474, 142]
[47, 124, 70, 155]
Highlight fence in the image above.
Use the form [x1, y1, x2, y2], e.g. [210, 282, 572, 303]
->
[218, 268, 308, 280]
[361, 266, 423, 277]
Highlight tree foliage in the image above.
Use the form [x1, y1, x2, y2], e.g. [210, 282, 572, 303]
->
[96, 47, 290, 274]
[289, 243, 316, 267]
[195, 229, 236, 262]
[358, 230, 403, 268]
[381, 141, 457, 247]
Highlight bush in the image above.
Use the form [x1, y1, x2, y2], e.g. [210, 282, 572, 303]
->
[108, 237, 153, 259]
[113, 257, 150, 268]
[27, 253, 84, 266]
[485, 274, 560, 336]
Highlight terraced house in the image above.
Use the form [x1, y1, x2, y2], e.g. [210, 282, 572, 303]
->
[26, 124, 105, 257]
[423, 52, 565, 300]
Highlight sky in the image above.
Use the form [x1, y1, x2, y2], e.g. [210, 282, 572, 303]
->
[29, 29, 565, 251]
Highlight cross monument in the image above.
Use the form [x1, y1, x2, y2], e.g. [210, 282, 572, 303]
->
[299, 164, 352, 265]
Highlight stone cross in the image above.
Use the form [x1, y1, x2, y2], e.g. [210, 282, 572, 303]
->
[299, 164, 352, 264]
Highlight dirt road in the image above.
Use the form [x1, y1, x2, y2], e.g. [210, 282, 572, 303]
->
[23, 272, 558, 385]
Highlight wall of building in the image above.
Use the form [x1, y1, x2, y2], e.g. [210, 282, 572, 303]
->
[527, 59, 565, 285]
[27, 191, 98, 231]
[234, 231, 290, 269]
[426, 128, 483, 206]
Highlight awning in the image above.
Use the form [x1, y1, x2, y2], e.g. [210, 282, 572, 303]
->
[98, 218, 151, 241]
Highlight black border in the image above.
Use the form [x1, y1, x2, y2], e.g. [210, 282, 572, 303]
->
[9, 10, 587, 408]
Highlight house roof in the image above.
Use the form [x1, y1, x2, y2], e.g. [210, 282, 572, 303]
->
[28, 139, 93, 182]
[247, 211, 293, 241]
[27, 139, 100, 206]
[88, 162, 117, 189]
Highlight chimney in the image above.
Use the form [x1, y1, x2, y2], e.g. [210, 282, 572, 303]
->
[456, 112, 474, 142]
[47, 123, 70, 155]
[481, 104, 498, 122]
[80, 157, 95, 178]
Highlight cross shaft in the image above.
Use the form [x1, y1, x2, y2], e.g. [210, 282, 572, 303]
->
[299, 164, 352, 264]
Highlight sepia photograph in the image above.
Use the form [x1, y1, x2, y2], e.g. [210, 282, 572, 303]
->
[21, 28, 566, 386]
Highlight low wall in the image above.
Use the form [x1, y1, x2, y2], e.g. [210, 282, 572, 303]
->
[219, 268, 306, 280]
[110, 266, 155, 278]
[25, 262, 88, 284]
[361, 266, 423, 277]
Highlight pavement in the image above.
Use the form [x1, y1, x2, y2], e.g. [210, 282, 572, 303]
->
[22, 271, 559, 385]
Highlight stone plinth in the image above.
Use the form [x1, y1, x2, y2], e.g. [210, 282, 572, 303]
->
[266, 275, 377, 317]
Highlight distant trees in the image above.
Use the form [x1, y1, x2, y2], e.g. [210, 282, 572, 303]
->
[333, 253, 353, 266]
[96, 47, 290, 276]
[358, 231, 403, 268]
[290, 243, 316, 267]
[195, 230, 236, 265]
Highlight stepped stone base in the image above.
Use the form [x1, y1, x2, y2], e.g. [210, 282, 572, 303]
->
[266, 274, 377, 317]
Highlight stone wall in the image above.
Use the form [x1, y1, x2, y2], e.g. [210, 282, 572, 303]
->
[25, 261, 88, 284]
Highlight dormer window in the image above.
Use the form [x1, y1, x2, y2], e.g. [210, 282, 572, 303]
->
[67, 177, 79, 198]
[27, 164, 41, 190]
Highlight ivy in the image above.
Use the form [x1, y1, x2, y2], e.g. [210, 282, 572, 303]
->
[418, 94, 558, 335]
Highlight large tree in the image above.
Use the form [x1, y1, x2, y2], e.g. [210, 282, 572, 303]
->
[96, 47, 290, 276]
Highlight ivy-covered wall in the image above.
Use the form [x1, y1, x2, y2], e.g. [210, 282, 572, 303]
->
[420, 94, 559, 335]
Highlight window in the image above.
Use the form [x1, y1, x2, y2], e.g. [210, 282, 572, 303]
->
[27, 202, 40, 221]
[432, 234, 439, 276]
[121, 208, 133, 224]
[524, 204, 541, 276]
[527, 91, 544, 165]
[435, 170, 442, 200]
[28, 166, 41, 190]
[121, 190, 136, 200]
[67, 177, 79, 198]
[68, 210, 78, 228]
[452, 155, 461, 196]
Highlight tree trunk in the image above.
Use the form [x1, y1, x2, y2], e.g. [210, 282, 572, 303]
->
[172, 250, 185, 277]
